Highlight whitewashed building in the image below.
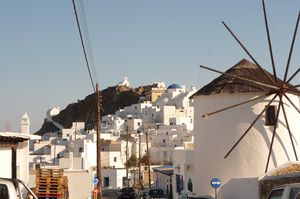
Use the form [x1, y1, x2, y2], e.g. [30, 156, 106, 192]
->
[172, 144, 195, 199]
[188, 59, 300, 199]
[102, 168, 126, 189]
[0, 113, 40, 185]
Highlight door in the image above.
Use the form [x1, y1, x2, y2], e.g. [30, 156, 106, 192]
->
[104, 177, 109, 187]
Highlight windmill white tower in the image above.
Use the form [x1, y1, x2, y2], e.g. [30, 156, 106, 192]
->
[191, 0, 300, 198]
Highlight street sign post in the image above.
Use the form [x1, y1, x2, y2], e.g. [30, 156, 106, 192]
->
[210, 178, 221, 199]
[93, 187, 99, 199]
[92, 177, 99, 185]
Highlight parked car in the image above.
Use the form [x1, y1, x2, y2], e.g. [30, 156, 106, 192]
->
[117, 187, 137, 199]
[0, 178, 38, 199]
[266, 183, 300, 199]
[179, 191, 214, 199]
[194, 196, 214, 199]
[147, 189, 167, 199]
[181, 195, 214, 199]
[137, 189, 149, 199]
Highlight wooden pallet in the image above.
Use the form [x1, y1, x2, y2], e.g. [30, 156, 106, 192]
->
[36, 169, 64, 178]
[36, 177, 65, 184]
[34, 168, 69, 199]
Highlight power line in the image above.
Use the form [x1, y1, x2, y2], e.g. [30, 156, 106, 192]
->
[71, 0, 96, 92]
[76, 0, 98, 84]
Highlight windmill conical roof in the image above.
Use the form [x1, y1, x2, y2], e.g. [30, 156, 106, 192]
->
[192, 59, 282, 96]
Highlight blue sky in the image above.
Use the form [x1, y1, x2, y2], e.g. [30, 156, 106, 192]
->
[1, 0, 300, 132]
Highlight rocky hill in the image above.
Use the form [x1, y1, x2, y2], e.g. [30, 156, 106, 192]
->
[35, 84, 154, 135]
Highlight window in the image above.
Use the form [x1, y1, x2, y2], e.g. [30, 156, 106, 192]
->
[79, 147, 84, 153]
[163, 151, 168, 159]
[187, 178, 193, 192]
[267, 189, 284, 199]
[114, 157, 117, 162]
[265, 105, 276, 126]
[163, 139, 166, 143]
[104, 177, 109, 187]
[289, 187, 300, 199]
[113, 132, 120, 136]
[0, 184, 8, 199]
[135, 106, 137, 110]
[137, 122, 141, 126]
[176, 175, 184, 193]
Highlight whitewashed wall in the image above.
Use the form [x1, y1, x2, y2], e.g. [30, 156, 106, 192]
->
[192, 92, 300, 198]
[102, 168, 126, 189]
[0, 148, 12, 178]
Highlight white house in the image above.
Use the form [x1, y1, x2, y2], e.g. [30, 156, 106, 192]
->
[102, 115, 125, 139]
[172, 144, 194, 199]
[190, 59, 300, 199]
[154, 165, 174, 199]
[154, 84, 196, 130]
[0, 113, 40, 185]
[102, 168, 126, 189]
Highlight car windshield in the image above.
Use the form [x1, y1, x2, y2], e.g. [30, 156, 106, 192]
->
[121, 188, 135, 193]
[149, 189, 163, 195]
[289, 187, 300, 199]
[268, 189, 284, 199]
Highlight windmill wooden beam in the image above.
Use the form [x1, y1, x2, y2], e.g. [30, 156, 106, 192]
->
[200, 65, 278, 90]
[200, 0, 300, 173]
[283, 11, 300, 82]
[222, 21, 277, 86]
[265, 95, 282, 173]
[224, 94, 278, 159]
[281, 100, 298, 161]
[202, 93, 273, 118]
[262, 0, 277, 83]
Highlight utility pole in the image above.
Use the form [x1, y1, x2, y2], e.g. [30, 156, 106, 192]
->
[96, 84, 102, 199]
[146, 132, 151, 189]
[138, 131, 142, 188]
[126, 126, 129, 186]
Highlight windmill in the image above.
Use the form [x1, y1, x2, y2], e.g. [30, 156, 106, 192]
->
[200, 0, 300, 173]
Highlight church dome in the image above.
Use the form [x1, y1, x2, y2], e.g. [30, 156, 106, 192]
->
[167, 83, 182, 90]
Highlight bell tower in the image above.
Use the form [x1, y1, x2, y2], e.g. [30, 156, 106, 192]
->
[21, 113, 30, 134]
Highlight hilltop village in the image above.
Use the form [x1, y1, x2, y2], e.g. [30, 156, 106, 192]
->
[2, 60, 300, 199]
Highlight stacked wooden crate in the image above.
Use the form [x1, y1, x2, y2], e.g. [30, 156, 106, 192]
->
[34, 168, 69, 199]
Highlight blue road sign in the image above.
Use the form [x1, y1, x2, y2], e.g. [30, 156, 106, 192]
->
[210, 178, 221, 189]
[92, 177, 99, 185]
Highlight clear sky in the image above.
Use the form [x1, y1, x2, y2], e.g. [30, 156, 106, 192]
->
[1, 0, 300, 133]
